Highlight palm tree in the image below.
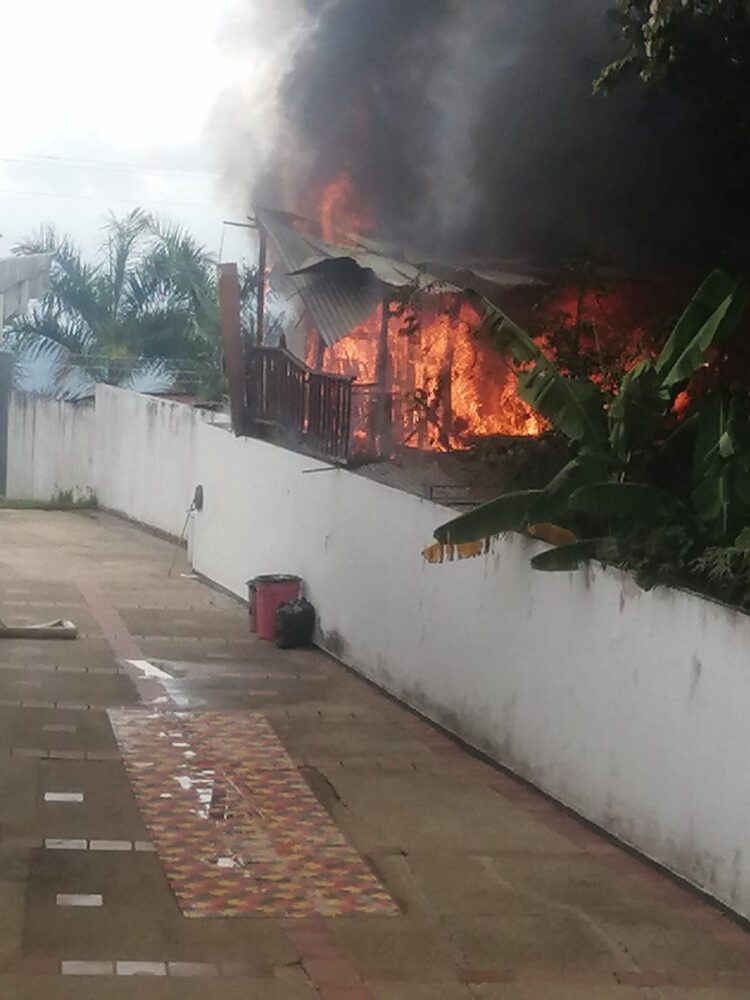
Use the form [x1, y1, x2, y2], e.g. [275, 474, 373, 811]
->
[5, 210, 256, 400]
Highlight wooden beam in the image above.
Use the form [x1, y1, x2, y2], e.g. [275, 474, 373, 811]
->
[218, 263, 246, 435]
[373, 295, 393, 455]
[256, 228, 267, 345]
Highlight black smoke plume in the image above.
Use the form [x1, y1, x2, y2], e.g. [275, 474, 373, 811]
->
[250, 0, 708, 272]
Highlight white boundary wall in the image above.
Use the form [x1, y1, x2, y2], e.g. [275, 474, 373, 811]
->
[7, 392, 95, 503]
[8, 384, 750, 919]
[93, 388, 206, 538]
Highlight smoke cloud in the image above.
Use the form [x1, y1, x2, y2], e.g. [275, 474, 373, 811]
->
[218, 0, 707, 271]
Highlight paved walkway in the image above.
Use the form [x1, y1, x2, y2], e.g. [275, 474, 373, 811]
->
[0, 509, 748, 999]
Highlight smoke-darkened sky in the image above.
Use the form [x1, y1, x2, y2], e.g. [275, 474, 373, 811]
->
[222, 0, 706, 272]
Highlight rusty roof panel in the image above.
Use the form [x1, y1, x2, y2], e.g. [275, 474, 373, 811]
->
[255, 208, 542, 352]
[256, 208, 459, 350]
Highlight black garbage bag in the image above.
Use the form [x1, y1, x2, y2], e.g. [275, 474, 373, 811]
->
[274, 598, 316, 649]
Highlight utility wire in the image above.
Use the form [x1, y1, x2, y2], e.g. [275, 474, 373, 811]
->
[0, 152, 216, 179]
[0, 188, 213, 209]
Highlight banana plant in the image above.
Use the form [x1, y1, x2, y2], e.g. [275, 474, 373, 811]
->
[434, 270, 750, 571]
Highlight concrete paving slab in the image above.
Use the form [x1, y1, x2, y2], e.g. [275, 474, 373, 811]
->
[0, 509, 748, 999]
[0, 672, 136, 706]
[0, 878, 27, 974]
[329, 915, 462, 982]
[23, 708, 118, 755]
[33, 761, 148, 839]
[480, 853, 680, 922]
[24, 850, 297, 964]
[13, 979, 317, 1000]
[0, 758, 39, 835]
[470, 987, 655, 999]
[393, 852, 543, 917]
[450, 913, 631, 974]
[656, 990, 750, 999]
[369, 986, 473, 1000]
[270, 718, 435, 763]
[120, 608, 253, 640]
[597, 918, 750, 974]
[315, 767, 581, 854]
[0, 638, 118, 669]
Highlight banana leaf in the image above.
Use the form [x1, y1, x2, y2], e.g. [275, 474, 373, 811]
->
[569, 481, 692, 523]
[531, 537, 620, 572]
[434, 489, 542, 545]
[608, 360, 668, 462]
[477, 295, 608, 447]
[434, 452, 610, 546]
[691, 391, 731, 536]
[527, 453, 609, 518]
[475, 293, 542, 365]
[654, 270, 748, 389]
[517, 363, 608, 447]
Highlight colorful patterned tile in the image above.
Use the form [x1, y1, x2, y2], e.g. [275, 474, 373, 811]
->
[108, 709, 397, 919]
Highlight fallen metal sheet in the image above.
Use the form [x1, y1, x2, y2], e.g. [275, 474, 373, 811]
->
[108, 708, 397, 918]
[257, 207, 458, 350]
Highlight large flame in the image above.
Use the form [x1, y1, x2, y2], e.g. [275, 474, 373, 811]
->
[318, 298, 543, 451]
[308, 177, 674, 454]
[310, 176, 543, 451]
[318, 172, 372, 245]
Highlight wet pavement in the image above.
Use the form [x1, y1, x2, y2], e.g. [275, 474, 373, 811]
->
[0, 508, 749, 999]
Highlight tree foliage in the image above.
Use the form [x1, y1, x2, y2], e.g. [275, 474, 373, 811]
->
[435, 272, 750, 600]
[6, 211, 265, 400]
[598, 1, 750, 265]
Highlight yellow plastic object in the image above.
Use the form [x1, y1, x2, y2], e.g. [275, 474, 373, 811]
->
[527, 523, 576, 546]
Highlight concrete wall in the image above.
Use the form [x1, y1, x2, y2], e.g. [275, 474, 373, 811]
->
[189, 419, 750, 917]
[7, 392, 95, 502]
[8, 385, 750, 919]
[94, 386, 203, 538]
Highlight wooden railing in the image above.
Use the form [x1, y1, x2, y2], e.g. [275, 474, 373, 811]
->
[245, 345, 354, 462]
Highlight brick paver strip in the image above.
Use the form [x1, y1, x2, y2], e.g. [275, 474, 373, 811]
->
[76, 579, 180, 709]
[281, 918, 374, 999]
[76, 580, 143, 660]
[108, 708, 397, 918]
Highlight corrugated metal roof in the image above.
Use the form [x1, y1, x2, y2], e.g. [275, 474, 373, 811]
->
[257, 209, 383, 348]
[256, 208, 544, 352]
[256, 208, 461, 350]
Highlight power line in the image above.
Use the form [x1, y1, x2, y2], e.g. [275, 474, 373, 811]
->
[0, 152, 217, 180]
[0, 188, 213, 209]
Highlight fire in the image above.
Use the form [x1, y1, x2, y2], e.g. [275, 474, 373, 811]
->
[309, 174, 544, 451]
[321, 297, 543, 451]
[537, 283, 676, 393]
[318, 172, 372, 245]
[305, 177, 678, 455]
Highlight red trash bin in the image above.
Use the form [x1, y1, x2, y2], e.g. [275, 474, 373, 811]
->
[253, 575, 302, 641]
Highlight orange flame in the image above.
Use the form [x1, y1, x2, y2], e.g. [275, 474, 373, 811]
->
[308, 177, 676, 454]
[319, 172, 372, 245]
[322, 299, 543, 451]
[309, 176, 544, 451]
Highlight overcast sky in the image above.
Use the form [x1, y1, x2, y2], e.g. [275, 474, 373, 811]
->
[0, 0, 255, 261]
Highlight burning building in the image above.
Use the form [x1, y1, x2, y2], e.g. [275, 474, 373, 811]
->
[218, 2, 699, 477]
[235, 179, 675, 475]
[248, 192, 546, 461]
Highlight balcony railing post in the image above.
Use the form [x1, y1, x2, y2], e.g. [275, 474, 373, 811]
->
[244, 344, 353, 462]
